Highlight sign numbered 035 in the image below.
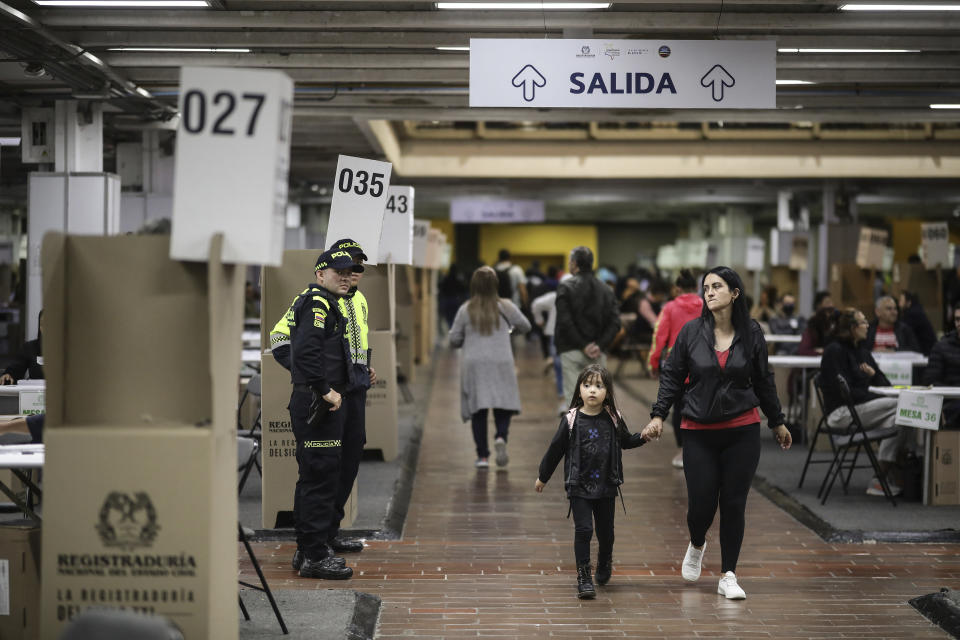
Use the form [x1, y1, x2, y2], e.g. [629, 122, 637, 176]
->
[325, 155, 393, 266]
[171, 67, 293, 266]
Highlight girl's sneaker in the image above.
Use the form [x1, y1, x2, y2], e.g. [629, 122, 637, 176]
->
[475, 458, 490, 468]
[717, 571, 746, 599]
[681, 542, 705, 582]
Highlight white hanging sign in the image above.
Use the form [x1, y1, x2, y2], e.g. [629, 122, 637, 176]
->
[171, 67, 293, 265]
[412, 220, 430, 268]
[470, 39, 775, 109]
[325, 154, 393, 266]
[855, 227, 888, 270]
[921, 222, 949, 269]
[895, 391, 943, 430]
[745, 237, 765, 271]
[378, 186, 415, 265]
[789, 234, 809, 271]
[450, 198, 544, 223]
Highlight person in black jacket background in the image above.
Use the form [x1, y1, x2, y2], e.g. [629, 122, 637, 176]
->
[535, 364, 656, 599]
[820, 308, 912, 496]
[924, 307, 960, 428]
[645, 266, 791, 601]
[0, 310, 43, 385]
[554, 246, 621, 402]
[898, 290, 937, 355]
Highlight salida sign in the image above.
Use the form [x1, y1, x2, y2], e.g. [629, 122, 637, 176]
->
[471, 39, 775, 109]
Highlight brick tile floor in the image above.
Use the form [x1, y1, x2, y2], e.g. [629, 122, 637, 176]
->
[243, 346, 956, 638]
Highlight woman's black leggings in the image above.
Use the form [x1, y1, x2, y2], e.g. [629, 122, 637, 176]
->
[570, 496, 616, 566]
[470, 408, 511, 459]
[682, 423, 761, 574]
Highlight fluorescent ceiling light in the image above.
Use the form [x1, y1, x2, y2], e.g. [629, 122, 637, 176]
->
[778, 48, 919, 53]
[436, 2, 610, 9]
[135, 87, 153, 98]
[34, 0, 208, 6]
[436, 46, 470, 51]
[776, 80, 814, 85]
[107, 47, 251, 53]
[840, 4, 960, 10]
[0, 137, 21, 146]
[930, 104, 960, 109]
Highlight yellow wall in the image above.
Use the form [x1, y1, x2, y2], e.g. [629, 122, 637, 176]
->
[480, 224, 598, 270]
[429, 219, 456, 265]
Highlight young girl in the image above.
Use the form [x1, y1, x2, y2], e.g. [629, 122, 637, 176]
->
[535, 364, 659, 599]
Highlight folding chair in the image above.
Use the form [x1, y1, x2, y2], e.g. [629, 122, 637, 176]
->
[238, 372, 262, 437]
[817, 374, 900, 506]
[238, 523, 289, 635]
[238, 435, 261, 493]
[797, 373, 838, 489]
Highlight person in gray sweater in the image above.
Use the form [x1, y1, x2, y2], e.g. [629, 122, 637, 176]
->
[449, 266, 531, 468]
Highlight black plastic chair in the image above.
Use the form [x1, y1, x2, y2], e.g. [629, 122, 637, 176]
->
[239, 523, 289, 634]
[817, 374, 900, 506]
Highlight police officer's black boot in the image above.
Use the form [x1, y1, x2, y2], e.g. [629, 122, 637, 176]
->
[329, 535, 364, 553]
[576, 562, 596, 599]
[299, 553, 353, 580]
[595, 555, 612, 586]
[293, 547, 345, 571]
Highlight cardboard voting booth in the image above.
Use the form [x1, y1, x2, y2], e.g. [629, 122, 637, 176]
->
[930, 431, 960, 506]
[0, 521, 41, 640]
[395, 266, 416, 383]
[39, 233, 241, 640]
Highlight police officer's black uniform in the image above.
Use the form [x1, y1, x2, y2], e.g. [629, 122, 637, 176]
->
[288, 254, 359, 580]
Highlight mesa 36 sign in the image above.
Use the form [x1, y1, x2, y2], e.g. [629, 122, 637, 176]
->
[469, 39, 775, 109]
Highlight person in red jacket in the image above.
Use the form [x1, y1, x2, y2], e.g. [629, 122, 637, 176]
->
[648, 270, 703, 468]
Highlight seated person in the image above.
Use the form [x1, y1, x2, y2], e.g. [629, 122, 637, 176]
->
[865, 296, 920, 353]
[898, 291, 937, 356]
[0, 413, 44, 443]
[0, 310, 43, 385]
[767, 292, 806, 354]
[820, 309, 913, 496]
[924, 307, 960, 429]
[798, 306, 837, 356]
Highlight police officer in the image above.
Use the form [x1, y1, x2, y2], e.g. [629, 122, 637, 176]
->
[325, 238, 376, 554]
[288, 248, 361, 580]
[271, 238, 375, 557]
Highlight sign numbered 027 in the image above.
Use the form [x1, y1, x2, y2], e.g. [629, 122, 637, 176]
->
[171, 67, 293, 266]
[325, 155, 393, 266]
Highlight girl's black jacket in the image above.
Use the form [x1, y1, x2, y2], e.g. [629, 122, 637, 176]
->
[650, 317, 785, 428]
[538, 408, 646, 498]
[819, 339, 890, 415]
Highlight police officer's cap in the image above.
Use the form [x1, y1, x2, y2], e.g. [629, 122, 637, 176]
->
[315, 249, 364, 273]
[329, 238, 368, 262]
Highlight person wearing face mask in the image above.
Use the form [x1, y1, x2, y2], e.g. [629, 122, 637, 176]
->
[644, 266, 792, 601]
[767, 293, 806, 355]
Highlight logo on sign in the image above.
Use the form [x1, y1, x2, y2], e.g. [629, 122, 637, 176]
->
[95, 492, 160, 550]
[700, 64, 736, 102]
[603, 46, 621, 60]
[627, 48, 648, 56]
[577, 45, 595, 58]
[512, 64, 547, 102]
[658, 45, 671, 58]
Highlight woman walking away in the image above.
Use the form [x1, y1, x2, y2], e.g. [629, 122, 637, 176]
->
[449, 266, 531, 468]
[535, 364, 659, 599]
[643, 266, 792, 600]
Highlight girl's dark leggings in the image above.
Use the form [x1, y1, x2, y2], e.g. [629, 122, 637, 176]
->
[682, 423, 761, 574]
[470, 408, 511, 459]
[570, 496, 616, 566]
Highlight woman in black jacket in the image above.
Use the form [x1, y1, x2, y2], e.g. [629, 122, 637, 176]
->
[820, 308, 912, 495]
[644, 266, 791, 600]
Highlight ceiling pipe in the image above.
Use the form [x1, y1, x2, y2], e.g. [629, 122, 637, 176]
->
[0, 1, 177, 121]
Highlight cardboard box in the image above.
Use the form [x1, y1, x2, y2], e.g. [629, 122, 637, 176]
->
[40, 233, 242, 640]
[365, 331, 398, 461]
[930, 430, 960, 506]
[0, 520, 41, 640]
[395, 266, 416, 383]
[829, 263, 875, 317]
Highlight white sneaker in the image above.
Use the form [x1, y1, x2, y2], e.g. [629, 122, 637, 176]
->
[475, 458, 489, 468]
[717, 571, 746, 600]
[494, 438, 509, 467]
[681, 542, 705, 582]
